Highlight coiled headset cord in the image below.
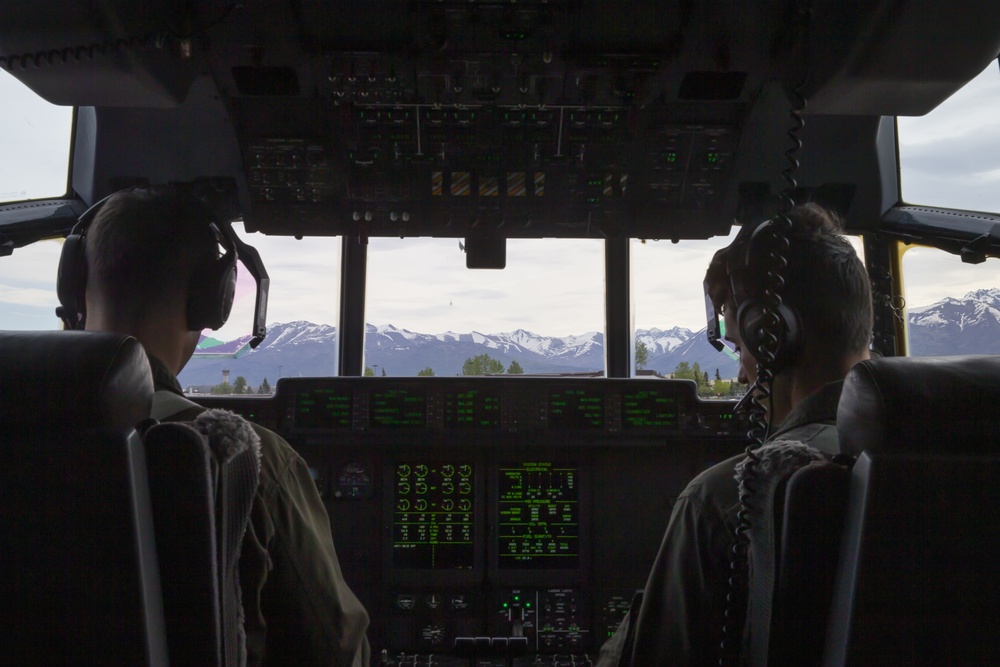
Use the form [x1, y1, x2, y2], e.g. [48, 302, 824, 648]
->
[718, 80, 805, 666]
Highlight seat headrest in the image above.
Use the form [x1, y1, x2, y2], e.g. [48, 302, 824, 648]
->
[838, 355, 1000, 456]
[0, 330, 153, 431]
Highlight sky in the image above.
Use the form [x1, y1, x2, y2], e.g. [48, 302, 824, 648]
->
[1, 63, 998, 339]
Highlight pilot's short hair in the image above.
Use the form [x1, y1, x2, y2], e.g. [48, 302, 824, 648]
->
[705, 203, 873, 355]
[85, 186, 217, 320]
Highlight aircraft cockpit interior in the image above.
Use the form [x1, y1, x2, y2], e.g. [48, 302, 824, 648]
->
[2, 1, 1000, 665]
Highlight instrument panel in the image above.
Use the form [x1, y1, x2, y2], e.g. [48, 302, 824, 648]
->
[199, 377, 747, 666]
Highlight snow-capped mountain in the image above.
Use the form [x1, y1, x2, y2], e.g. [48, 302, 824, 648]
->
[178, 321, 727, 386]
[176, 288, 1000, 388]
[908, 288, 1000, 356]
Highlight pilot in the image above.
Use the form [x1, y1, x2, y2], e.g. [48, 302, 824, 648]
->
[77, 187, 371, 666]
[598, 203, 873, 666]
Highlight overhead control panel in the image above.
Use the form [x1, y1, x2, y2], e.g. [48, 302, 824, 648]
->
[235, 36, 744, 240]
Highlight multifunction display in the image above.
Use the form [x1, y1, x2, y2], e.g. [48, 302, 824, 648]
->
[443, 389, 501, 429]
[621, 388, 679, 430]
[371, 388, 427, 428]
[294, 387, 352, 430]
[393, 462, 474, 569]
[498, 462, 579, 569]
[548, 389, 603, 429]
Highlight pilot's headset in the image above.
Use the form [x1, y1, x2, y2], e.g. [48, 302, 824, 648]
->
[726, 218, 802, 371]
[56, 187, 239, 332]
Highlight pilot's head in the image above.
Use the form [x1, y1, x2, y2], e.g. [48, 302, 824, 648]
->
[705, 203, 872, 408]
[83, 186, 221, 371]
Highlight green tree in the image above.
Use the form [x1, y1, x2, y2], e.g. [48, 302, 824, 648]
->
[381, 368, 387, 376]
[364, 366, 375, 377]
[233, 375, 249, 395]
[211, 381, 232, 395]
[507, 360, 524, 375]
[462, 353, 506, 375]
[417, 367, 435, 376]
[672, 361, 694, 380]
[635, 340, 649, 370]
[714, 380, 731, 396]
[258, 377, 272, 394]
[715, 368, 722, 382]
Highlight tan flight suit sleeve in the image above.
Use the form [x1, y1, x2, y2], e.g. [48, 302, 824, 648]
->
[253, 427, 371, 666]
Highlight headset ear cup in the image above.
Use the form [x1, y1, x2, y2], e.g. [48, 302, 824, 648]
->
[186, 257, 237, 331]
[737, 299, 801, 370]
[56, 234, 87, 328]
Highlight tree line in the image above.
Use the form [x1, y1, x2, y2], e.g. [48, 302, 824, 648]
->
[210, 376, 272, 395]
[363, 354, 525, 377]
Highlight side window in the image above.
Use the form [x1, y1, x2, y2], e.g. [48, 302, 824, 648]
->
[902, 247, 999, 357]
[898, 62, 1000, 357]
[0, 239, 64, 331]
[0, 70, 73, 203]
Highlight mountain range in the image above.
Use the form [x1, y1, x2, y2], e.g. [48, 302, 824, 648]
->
[177, 288, 1000, 389]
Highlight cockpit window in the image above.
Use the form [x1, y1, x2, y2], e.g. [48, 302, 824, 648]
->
[364, 238, 604, 377]
[632, 233, 737, 382]
[898, 62, 1000, 212]
[0, 69, 73, 203]
[177, 225, 342, 393]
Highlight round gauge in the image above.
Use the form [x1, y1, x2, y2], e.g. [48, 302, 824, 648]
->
[421, 623, 446, 647]
[459, 481, 472, 495]
[415, 481, 428, 494]
[397, 499, 410, 511]
[414, 498, 428, 511]
[398, 464, 411, 477]
[458, 499, 472, 511]
[458, 464, 472, 478]
[441, 482, 455, 495]
[334, 462, 374, 499]
[441, 498, 454, 511]
[441, 464, 455, 477]
[415, 464, 429, 477]
[397, 482, 410, 495]
[425, 593, 442, 609]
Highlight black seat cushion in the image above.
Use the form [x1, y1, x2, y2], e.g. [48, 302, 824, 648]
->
[0, 330, 152, 431]
[837, 355, 1000, 456]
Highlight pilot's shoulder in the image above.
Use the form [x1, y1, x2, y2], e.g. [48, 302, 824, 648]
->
[679, 453, 745, 505]
[246, 421, 307, 482]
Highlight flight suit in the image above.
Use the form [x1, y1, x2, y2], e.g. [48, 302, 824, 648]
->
[597, 381, 843, 667]
[149, 356, 371, 667]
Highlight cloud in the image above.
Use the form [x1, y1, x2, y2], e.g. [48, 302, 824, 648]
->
[0, 284, 59, 307]
[452, 288, 507, 300]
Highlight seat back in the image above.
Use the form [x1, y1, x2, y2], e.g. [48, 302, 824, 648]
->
[0, 330, 166, 665]
[742, 442, 845, 667]
[823, 355, 1000, 666]
[765, 461, 850, 667]
[145, 410, 261, 667]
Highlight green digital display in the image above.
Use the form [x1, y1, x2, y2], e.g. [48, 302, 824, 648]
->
[393, 462, 474, 569]
[622, 389, 678, 430]
[294, 388, 352, 429]
[548, 389, 603, 429]
[370, 388, 427, 428]
[498, 462, 579, 569]
[444, 389, 500, 429]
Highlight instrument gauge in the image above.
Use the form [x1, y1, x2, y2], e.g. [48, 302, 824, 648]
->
[333, 462, 374, 499]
